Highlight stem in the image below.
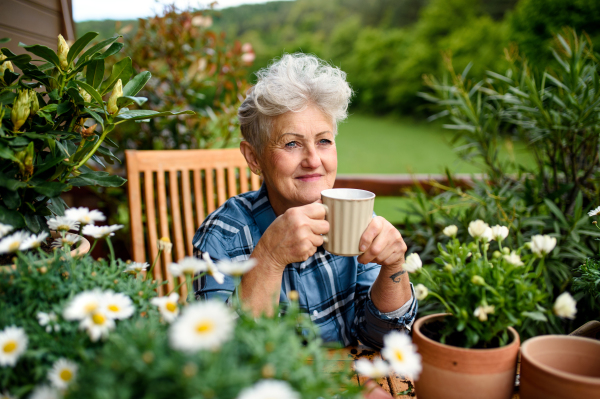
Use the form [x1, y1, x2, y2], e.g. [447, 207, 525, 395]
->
[427, 291, 453, 314]
[185, 274, 193, 304]
[106, 236, 115, 266]
[73, 123, 114, 171]
[89, 239, 98, 255]
[146, 248, 163, 281]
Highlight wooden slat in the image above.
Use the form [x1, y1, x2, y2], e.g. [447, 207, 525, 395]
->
[216, 168, 226, 206]
[125, 151, 145, 264]
[250, 172, 260, 191]
[193, 169, 205, 227]
[143, 171, 160, 294]
[181, 170, 195, 256]
[156, 170, 175, 294]
[205, 169, 216, 214]
[227, 167, 237, 198]
[169, 170, 187, 298]
[240, 167, 249, 193]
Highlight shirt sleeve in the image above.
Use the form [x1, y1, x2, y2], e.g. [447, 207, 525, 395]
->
[352, 262, 418, 349]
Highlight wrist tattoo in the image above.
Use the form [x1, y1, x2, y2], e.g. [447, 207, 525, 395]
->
[389, 270, 406, 283]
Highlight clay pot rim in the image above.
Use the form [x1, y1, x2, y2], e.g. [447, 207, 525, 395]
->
[414, 313, 520, 353]
[521, 335, 600, 385]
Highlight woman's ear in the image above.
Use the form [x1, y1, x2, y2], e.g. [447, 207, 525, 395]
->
[240, 142, 261, 175]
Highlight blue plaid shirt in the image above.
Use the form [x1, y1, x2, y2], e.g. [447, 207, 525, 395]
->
[192, 184, 417, 348]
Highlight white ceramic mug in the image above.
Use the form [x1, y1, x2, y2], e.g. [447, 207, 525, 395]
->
[320, 188, 376, 256]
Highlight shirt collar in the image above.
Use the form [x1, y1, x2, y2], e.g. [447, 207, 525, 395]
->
[251, 183, 277, 235]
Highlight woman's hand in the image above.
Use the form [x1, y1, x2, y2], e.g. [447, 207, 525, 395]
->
[357, 216, 407, 268]
[253, 203, 329, 272]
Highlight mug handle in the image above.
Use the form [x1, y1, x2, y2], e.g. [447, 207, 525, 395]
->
[321, 203, 329, 244]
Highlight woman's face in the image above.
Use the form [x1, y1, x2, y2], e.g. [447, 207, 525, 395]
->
[259, 105, 337, 215]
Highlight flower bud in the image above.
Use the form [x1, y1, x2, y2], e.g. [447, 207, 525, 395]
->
[492, 251, 502, 259]
[58, 34, 70, 70]
[29, 90, 39, 116]
[471, 275, 485, 286]
[0, 54, 15, 83]
[11, 89, 30, 131]
[107, 79, 123, 115]
[502, 247, 510, 255]
[79, 86, 92, 103]
[443, 263, 453, 272]
[80, 123, 98, 139]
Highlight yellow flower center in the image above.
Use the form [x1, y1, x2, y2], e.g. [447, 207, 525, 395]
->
[58, 224, 70, 231]
[84, 303, 98, 313]
[92, 313, 106, 325]
[166, 302, 177, 312]
[195, 320, 214, 334]
[60, 368, 73, 381]
[2, 340, 17, 354]
[108, 304, 120, 312]
[8, 241, 20, 252]
[394, 349, 404, 362]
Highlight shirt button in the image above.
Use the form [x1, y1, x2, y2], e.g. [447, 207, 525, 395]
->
[313, 310, 318, 317]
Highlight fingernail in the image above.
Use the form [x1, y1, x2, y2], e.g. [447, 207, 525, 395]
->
[360, 245, 366, 251]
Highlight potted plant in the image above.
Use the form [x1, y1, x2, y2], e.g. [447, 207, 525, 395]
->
[0, 32, 193, 264]
[410, 220, 576, 399]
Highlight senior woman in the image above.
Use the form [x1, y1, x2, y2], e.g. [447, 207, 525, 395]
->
[192, 53, 416, 349]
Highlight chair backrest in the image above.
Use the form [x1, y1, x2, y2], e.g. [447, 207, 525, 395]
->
[125, 149, 260, 296]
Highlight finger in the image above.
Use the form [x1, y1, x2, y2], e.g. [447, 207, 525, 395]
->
[381, 251, 403, 268]
[359, 217, 383, 253]
[308, 232, 324, 248]
[309, 219, 329, 235]
[362, 230, 392, 265]
[301, 203, 327, 220]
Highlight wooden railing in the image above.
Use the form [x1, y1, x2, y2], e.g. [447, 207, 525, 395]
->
[333, 174, 483, 196]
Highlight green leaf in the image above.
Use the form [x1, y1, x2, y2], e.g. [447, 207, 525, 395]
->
[122, 71, 151, 97]
[48, 89, 60, 101]
[46, 196, 67, 216]
[31, 181, 67, 198]
[117, 96, 147, 108]
[67, 31, 99, 65]
[86, 59, 105, 89]
[92, 42, 124, 61]
[77, 36, 121, 64]
[83, 107, 104, 129]
[116, 109, 195, 121]
[522, 311, 548, 322]
[3, 70, 18, 85]
[0, 38, 9, 44]
[69, 171, 126, 187]
[19, 43, 60, 68]
[543, 198, 568, 226]
[0, 204, 25, 229]
[0, 91, 16, 105]
[75, 81, 105, 109]
[33, 155, 65, 177]
[40, 104, 58, 113]
[1, 188, 20, 209]
[23, 213, 43, 233]
[99, 57, 133, 95]
[57, 102, 73, 116]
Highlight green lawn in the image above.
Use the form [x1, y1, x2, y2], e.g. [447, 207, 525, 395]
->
[335, 114, 534, 223]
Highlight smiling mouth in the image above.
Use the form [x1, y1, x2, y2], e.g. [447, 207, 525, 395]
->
[296, 174, 322, 182]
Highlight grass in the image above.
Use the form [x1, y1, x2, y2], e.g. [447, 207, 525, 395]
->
[335, 114, 535, 223]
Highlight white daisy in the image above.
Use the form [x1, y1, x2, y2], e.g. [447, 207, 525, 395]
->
[47, 216, 79, 232]
[588, 206, 600, 217]
[355, 358, 391, 379]
[63, 290, 104, 321]
[123, 262, 149, 275]
[468, 220, 492, 241]
[473, 305, 495, 322]
[151, 293, 180, 323]
[20, 232, 49, 251]
[202, 252, 226, 284]
[381, 331, 422, 379]
[237, 380, 300, 399]
[217, 258, 257, 277]
[64, 207, 106, 225]
[29, 385, 60, 399]
[169, 301, 235, 352]
[169, 257, 207, 277]
[0, 231, 31, 254]
[82, 224, 123, 239]
[157, 237, 173, 253]
[0, 326, 28, 367]
[37, 312, 60, 333]
[553, 292, 577, 319]
[51, 233, 81, 248]
[403, 253, 422, 273]
[503, 251, 524, 266]
[48, 358, 78, 389]
[79, 310, 115, 342]
[103, 291, 134, 320]
[530, 235, 557, 257]
[442, 225, 458, 238]
[0, 390, 16, 399]
[414, 284, 428, 300]
[490, 225, 509, 241]
[0, 223, 13, 238]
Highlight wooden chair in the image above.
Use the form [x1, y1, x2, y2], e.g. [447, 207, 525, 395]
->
[125, 149, 260, 296]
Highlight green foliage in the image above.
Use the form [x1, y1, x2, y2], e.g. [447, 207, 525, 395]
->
[0, 33, 193, 233]
[414, 229, 561, 348]
[573, 257, 600, 312]
[510, 0, 600, 68]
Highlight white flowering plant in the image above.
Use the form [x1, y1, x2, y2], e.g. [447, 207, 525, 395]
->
[412, 220, 576, 348]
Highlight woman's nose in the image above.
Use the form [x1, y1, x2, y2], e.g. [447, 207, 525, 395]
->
[301, 145, 321, 169]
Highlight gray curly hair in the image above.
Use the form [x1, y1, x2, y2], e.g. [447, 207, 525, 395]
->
[238, 53, 353, 155]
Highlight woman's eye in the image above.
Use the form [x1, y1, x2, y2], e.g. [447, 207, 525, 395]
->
[285, 141, 298, 148]
[319, 139, 333, 145]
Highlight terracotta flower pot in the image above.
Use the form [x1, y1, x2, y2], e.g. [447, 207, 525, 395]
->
[520, 335, 600, 399]
[412, 313, 520, 399]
